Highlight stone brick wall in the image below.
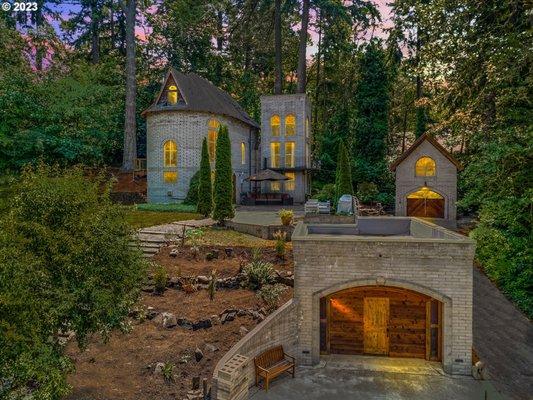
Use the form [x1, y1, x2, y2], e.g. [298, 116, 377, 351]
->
[291, 219, 475, 375]
[395, 140, 458, 223]
[212, 300, 298, 399]
[259, 94, 311, 203]
[146, 111, 258, 203]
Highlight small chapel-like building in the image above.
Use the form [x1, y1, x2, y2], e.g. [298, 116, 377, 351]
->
[390, 133, 462, 228]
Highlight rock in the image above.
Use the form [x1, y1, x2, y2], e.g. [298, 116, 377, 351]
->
[192, 376, 200, 390]
[192, 319, 212, 330]
[210, 315, 220, 325]
[220, 308, 238, 316]
[194, 347, 203, 362]
[239, 326, 249, 336]
[177, 318, 193, 330]
[196, 275, 209, 284]
[221, 312, 236, 324]
[146, 307, 159, 320]
[169, 276, 181, 288]
[204, 343, 218, 353]
[237, 309, 247, 317]
[162, 312, 177, 328]
[205, 252, 215, 261]
[154, 362, 165, 375]
[169, 248, 179, 257]
[141, 285, 154, 293]
[224, 247, 234, 257]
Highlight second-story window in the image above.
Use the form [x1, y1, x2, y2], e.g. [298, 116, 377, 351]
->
[271, 142, 280, 168]
[163, 140, 177, 183]
[285, 141, 295, 167]
[415, 156, 436, 176]
[167, 85, 179, 105]
[285, 114, 296, 136]
[271, 115, 280, 137]
[208, 119, 220, 162]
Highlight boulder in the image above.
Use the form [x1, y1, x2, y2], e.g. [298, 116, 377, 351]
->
[221, 312, 236, 324]
[204, 343, 218, 353]
[237, 309, 247, 317]
[154, 362, 165, 375]
[169, 248, 179, 257]
[161, 312, 177, 328]
[177, 318, 193, 330]
[196, 275, 210, 285]
[192, 319, 212, 330]
[194, 347, 203, 362]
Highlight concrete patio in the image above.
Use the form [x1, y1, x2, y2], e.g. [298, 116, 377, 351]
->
[249, 356, 501, 400]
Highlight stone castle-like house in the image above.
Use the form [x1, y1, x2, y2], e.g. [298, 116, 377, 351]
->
[142, 69, 312, 204]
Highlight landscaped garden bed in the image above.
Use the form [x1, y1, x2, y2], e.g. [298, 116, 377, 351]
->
[65, 236, 293, 400]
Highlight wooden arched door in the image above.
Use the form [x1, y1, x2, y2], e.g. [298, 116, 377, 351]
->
[406, 187, 444, 218]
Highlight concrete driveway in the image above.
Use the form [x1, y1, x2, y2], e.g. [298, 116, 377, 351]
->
[249, 356, 501, 400]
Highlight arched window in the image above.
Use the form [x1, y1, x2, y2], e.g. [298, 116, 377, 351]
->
[208, 119, 220, 162]
[167, 85, 179, 105]
[241, 142, 246, 165]
[163, 140, 177, 167]
[407, 187, 443, 199]
[415, 156, 436, 176]
[285, 114, 296, 136]
[271, 115, 280, 137]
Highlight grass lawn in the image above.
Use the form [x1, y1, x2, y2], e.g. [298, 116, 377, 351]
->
[123, 206, 202, 229]
[193, 227, 278, 248]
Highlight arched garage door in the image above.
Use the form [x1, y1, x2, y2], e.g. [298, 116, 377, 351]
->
[406, 187, 445, 218]
[319, 286, 442, 361]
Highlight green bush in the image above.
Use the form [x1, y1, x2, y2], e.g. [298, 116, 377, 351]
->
[257, 284, 286, 311]
[136, 203, 197, 213]
[213, 125, 234, 223]
[153, 264, 168, 294]
[243, 258, 274, 290]
[315, 183, 335, 202]
[183, 170, 200, 205]
[356, 182, 378, 203]
[0, 164, 146, 399]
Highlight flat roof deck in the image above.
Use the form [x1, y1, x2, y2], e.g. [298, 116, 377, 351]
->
[293, 217, 472, 243]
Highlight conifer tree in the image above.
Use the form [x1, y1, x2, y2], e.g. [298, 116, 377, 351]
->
[212, 125, 234, 223]
[334, 141, 354, 205]
[196, 137, 212, 216]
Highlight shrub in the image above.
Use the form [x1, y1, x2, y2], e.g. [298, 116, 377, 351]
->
[153, 264, 168, 294]
[316, 183, 335, 202]
[185, 228, 204, 246]
[335, 141, 354, 205]
[257, 284, 286, 311]
[278, 209, 293, 226]
[183, 170, 200, 205]
[197, 137, 213, 216]
[213, 125, 234, 223]
[243, 258, 274, 290]
[356, 182, 379, 203]
[0, 164, 146, 399]
[273, 230, 287, 259]
[161, 362, 175, 382]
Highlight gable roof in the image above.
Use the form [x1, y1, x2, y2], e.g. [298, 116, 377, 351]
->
[390, 132, 463, 171]
[141, 69, 259, 128]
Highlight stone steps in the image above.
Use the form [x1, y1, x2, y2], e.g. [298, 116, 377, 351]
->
[132, 229, 183, 258]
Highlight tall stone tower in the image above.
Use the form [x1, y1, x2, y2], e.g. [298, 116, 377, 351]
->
[260, 94, 312, 203]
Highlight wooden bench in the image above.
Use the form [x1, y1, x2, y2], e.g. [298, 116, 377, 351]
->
[254, 345, 295, 391]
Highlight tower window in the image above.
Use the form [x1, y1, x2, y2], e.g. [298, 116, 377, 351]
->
[271, 115, 280, 137]
[285, 142, 295, 167]
[163, 140, 177, 167]
[270, 142, 280, 168]
[167, 85, 179, 105]
[241, 142, 246, 165]
[285, 114, 296, 136]
[208, 119, 220, 162]
[415, 156, 436, 176]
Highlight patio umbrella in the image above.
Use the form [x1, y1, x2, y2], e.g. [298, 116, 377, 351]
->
[246, 169, 289, 181]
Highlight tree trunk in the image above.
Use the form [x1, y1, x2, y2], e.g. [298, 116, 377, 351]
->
[274, 0, 282, 94]
[122, 0, 136, 171]
[313, 8, 322, 128]
[296, 0, 310, 93]
[90, 1, 100, 64]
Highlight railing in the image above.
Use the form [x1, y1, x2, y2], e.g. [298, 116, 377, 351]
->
[263, 156, 315, 170]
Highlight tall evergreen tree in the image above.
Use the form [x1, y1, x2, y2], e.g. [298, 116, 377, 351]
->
[121, 0, 136, 171]
[334, 141, 353, 205]
[197, 137, 212, 216]
[353, 41, 389, 187]
[212, 125, 234, 223]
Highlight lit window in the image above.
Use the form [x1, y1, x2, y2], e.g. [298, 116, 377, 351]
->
[285, 142, 295, 167]
[241, 142, 246, 165]
[208, 119, 220, 162]
[271, 115, 280, 137]
[415, 156, 436, 176]
[285, 172, 295, 191]
[163, 140, 177, 167]
[167, 85, 178, 105]
[271, 181, 280, 191]
[305, 117, 309, 138]
[285, 114, 296, 136]
[407, 187, 443, 199]
[270, 142, 280, 168]
[163, 171, 177, 183]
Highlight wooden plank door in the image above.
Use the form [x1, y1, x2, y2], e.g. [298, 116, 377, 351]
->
[364, 297, 389, 355]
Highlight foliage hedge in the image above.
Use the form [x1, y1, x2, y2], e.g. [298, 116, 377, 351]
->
[136, 203, 197, 213]
[0, 164, 147, 399]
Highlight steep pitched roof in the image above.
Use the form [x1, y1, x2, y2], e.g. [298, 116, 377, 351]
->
[141, 69, 259, 128]
[390, 132, 463, 171]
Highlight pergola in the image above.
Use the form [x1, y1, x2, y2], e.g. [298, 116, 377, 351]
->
[243, 169, 291, 205]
